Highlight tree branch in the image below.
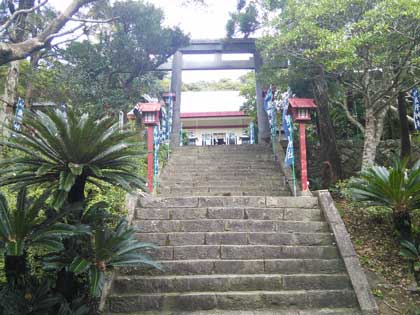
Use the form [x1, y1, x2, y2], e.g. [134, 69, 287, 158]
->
[331, 99, 365, 133]
[0, 0, 48, 33]
[69, 16, 119, 24]
[0, 0, 98, 66]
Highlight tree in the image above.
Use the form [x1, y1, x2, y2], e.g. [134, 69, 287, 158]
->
[226, 0, 260, 38]
[0, 109, 145, 209]
[0, 0, 113, 138]
[259, 0, 420, 171]
[53, 0, 189, 115]
[0, 0, 101, 66]
[238, 72, 257, 121]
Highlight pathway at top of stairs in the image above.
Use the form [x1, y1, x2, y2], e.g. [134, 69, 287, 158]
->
[106, 145, 362, 314]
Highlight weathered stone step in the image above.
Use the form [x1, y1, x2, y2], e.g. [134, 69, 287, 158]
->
[112, 274, 351, 294]
[165, 163, 278, 169]
[134, 220, 328, 233]
[106, 308, 362, 315]
[138, 232, 333, 246]
[144, 245, 339, 260]
[118, 258, 346, 276]
[159, 180, 284, 186]
[107, 290, 358, 313]
[162, 170, 280, 176]
[135, 207, 322, 221]
[158, 185, 287, 191]
[159, 177, 284, 183]
[158, 190, 290, 197]
[139, 196, 318, 209]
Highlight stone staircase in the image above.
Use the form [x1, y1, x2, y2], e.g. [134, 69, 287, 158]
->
[158, 145, 290, 196]
[105, 145, 364, 314]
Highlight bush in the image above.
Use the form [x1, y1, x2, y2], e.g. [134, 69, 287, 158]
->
[0, 110, 158, 314]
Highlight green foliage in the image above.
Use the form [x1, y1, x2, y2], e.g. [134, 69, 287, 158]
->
[183, 78, 242, 92]
[0, 188, 82, 257]
[350, 158, 420, 213]
[350, 158, 420, 240]
[181, 130, 188, 146]
[238, 72, 257, 121]
[400, 240, 420, 286]
[53, 0, 189, 115]
[0, 279, 61, 315]
[0, 109, 159, 313]
[0, 109, 146, 207]
[226, 1, 260, 38]
[67, 218, 159, 297]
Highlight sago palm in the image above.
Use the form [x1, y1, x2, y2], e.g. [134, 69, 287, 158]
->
[47, 217, 160, 298]
[0, 109, 145, 209]
[0, 188, 85, 285]
[350, 158, 420, 240]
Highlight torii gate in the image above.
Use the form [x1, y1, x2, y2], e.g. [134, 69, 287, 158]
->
[158, 38, 272, 146]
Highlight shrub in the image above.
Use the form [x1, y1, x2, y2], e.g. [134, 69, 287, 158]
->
[350, 158, 420, 241]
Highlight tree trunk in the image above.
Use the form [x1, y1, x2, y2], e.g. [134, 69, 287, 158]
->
[0, 60, 20, 138]
[312, 67, 342, 187]
[361, 106, 388, 171]
[24, 53, 41, 109]
[5, 254, 27, 286]
[393, 210, 412, 241]
[397, 92, 411, 161]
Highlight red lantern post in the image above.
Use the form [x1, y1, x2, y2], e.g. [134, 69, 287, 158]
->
[287, 98, 317, 193]
[132, 102, 162, 193]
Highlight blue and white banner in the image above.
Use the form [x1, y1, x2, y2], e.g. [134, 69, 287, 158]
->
[13, 98, 25, 131]
[153, 125, 160, 176]
[264, 86, 277, 137]
[412, 87, 420, 131]
[249, 121, 255, 144]
[167, 96, 173, 140]
[284, 114, 294, 167]
[282, 90, 294, 167]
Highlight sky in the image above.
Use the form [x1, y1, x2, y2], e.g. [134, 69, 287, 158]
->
[49, 0, 250, 110]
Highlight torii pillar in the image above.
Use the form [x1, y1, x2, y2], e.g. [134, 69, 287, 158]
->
[170, 51, 183, 147]
[254, 53, 271, 144]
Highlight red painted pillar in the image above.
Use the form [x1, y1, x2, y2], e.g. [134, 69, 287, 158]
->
[299, 123, 308, 192]
[147, 125, 154, 193]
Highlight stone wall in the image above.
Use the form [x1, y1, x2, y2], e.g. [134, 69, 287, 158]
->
[298, 140, 420, 182]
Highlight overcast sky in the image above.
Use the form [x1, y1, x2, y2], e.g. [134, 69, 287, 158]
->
[49, 0, 250, 83]
[49, 0, 250, 110]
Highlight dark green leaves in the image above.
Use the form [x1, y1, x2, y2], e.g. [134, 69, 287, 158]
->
[0, 109, 146, 207]
[69, 256, 91, 274]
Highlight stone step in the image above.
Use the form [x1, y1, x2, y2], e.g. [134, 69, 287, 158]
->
[106, 308, 362, 315]
[162, 169, 281, 175]
[107, 308, 361, 315]
[138, 232, 333, 246]
[107, 290, 358, 313]
[135, 207, 322, 221]
[168, 162, 275, 167]
[158, 190, 290, 197]
[165, 163, 278, 169]
[158, 185, 288, 191]
[134, 220, 329, 233]
[144, 245, 339, 260]
[118, 259, 346, 276]
[158, 180, 285, 186]
[159, 177, 284, 183]
[139, 196, 319, 209]
[112, 274, 352, 294]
